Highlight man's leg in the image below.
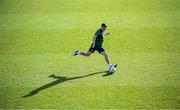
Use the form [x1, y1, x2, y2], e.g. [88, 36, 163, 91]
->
[73, 50, 92, 56]
[101, 51, 111, 65]
[101, 51, 117, 71]
[80, 51, 92, 57]
[73, 44, 95, 56]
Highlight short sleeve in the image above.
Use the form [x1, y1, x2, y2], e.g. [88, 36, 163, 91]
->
[95, 30, 100, 36]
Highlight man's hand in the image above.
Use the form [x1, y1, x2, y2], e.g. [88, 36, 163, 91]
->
[104, 32, 110, 35]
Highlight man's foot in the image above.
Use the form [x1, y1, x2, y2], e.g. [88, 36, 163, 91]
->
[73, 50, 80, 56]
[108, 64, 118, 73]
[113, 64, 118, 68]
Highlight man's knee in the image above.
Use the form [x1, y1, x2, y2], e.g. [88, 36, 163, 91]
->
[101, 51, 108, 57]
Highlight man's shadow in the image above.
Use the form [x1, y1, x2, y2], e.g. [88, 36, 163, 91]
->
[22, 71, 113, 98]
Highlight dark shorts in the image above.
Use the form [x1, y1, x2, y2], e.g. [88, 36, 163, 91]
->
[88, 44, 105, 53]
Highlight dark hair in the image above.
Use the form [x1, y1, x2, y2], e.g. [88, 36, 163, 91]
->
[101, 23, 107, 27]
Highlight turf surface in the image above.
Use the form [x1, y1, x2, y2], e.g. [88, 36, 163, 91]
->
[0, 0, 180, 109]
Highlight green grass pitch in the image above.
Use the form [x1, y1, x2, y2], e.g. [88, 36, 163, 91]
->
[0, 0, 180, 109]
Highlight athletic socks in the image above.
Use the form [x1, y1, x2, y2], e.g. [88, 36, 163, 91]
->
[108, 63, 113, 70]
[108, 63, 113, 67]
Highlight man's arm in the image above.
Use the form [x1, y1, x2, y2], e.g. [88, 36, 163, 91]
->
[104, 32, 110, 36]
[92, 35, 97, 48]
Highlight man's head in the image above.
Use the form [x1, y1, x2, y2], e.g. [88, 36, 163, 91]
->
[101, 23, 107, 31]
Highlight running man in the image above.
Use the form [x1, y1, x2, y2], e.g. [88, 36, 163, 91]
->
[73, 23, 117, 72]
